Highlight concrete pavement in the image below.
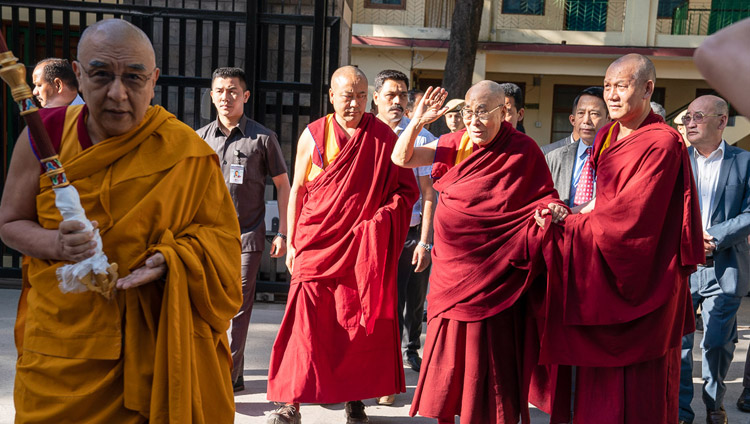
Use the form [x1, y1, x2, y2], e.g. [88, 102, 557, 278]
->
[3, 288, 750, 423]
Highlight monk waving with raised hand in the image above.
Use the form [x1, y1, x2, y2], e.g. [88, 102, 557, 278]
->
[392, 81, 568, 424]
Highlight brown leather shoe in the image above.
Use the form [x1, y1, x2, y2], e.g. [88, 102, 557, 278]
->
[706, 407, 727, 424]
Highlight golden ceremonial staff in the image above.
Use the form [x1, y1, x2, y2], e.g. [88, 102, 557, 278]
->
[0, 34, 118, 299]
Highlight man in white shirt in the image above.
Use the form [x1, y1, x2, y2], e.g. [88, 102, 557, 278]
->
[679, 95, 750, 424]
[372, 69, 437, 406]
[32, 58, 84, 108]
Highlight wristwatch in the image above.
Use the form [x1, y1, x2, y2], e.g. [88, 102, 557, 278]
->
[418, 241, 432, 252]
[276, 232, 287, 241]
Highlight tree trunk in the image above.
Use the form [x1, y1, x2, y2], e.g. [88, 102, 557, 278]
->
[429, 0, 484, 137]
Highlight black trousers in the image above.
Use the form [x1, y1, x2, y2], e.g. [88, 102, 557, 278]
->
[397, 225, 430, 359]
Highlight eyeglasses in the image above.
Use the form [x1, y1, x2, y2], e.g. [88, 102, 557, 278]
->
[682, 112, 723, 124]
[460, 105, 502, 122]
[78, 63, 156, 90]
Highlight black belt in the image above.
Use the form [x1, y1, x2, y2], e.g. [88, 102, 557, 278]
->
[702, 256, 714, 267]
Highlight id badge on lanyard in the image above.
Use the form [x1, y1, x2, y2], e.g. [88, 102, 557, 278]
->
[229, 149, 244, 184]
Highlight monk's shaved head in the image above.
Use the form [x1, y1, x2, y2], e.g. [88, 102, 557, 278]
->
[78, 19, 155, 66]
[465, 80, 505, 105]
[330, 65, 367, 89]
[603, 54, 656, 126]
[608, 54, 656, 86]
[73, 18, 159, 142]
[328, 65, 368, 127]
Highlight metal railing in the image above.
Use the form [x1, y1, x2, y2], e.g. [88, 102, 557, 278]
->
[0, 0, 340, 284]
[672, 1, 750, 35]
[494, 0, 627, 33]
[565, 0, 610, 31]
[420, 0, 627, 32]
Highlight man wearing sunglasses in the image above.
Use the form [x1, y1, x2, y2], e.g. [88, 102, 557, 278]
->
[0, 18, 241, 423]
[678, 95, 750, 424]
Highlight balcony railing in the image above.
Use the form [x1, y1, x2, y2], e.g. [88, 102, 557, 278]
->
[494, 0, 626, 33]
[565, 0, 610, 31]
[671, 1, 750, 35]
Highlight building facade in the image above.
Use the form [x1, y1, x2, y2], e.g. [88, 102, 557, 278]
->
[350, 0, 750, 147]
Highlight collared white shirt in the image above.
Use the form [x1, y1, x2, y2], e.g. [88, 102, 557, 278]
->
[569, 139, 595, 206]
[394, 116, 437, 226]
[694, 140, 726, 230]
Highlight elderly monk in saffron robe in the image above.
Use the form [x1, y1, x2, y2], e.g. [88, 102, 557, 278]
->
[391, 80, 567, 424]
[265, 66, 418, 424]
[534, 54, 704, 424]
[0, 19, 242, 423]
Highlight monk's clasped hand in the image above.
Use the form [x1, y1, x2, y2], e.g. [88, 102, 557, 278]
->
[116, 252, 168, 290]
[547, 203, 569, 223]
[57, 220, 99, 263]
[534, 204, 568, 229]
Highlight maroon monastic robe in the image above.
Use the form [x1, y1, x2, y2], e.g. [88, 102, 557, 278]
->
[411, 121, 565, 424]
[538, 112, 704, 423]
[266, 113, 418, 403]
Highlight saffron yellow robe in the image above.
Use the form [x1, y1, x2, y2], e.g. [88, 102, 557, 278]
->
[15, 105, 242, 423]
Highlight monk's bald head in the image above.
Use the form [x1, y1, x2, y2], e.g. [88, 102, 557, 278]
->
[330, 65, 367, 90]
[465, 80, 505, 104]
[328, 66, 368, 126]
[78, 19, 155, 67]
[463, 80, 507, 145]
[73, 18, 160, 142]
[603, 54, 656, 124]
[608, 54, 656, 87]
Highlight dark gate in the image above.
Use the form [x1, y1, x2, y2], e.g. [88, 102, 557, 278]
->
[0, 0, 341, 279]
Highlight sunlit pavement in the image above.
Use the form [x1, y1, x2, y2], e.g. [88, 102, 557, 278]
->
[2, 289, 750, 423]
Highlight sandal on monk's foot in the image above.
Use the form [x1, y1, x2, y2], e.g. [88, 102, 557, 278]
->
[266, 403, 301, 424]
[376, 394, 395, 405]
[345, 400, 369, 423]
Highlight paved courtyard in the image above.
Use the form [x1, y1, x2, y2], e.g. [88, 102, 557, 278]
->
[2, 288, 750, 423]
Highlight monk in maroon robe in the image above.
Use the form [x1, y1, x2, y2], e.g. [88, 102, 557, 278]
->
[392, 80, 567, 424]
[265, 66, 418, 424]
[535, 54, 704, 424]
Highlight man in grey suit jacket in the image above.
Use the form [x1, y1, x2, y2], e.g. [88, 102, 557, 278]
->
[541, 132, 574, 156]
[679, 95, 750, 424]
[545, 87, 609, 206]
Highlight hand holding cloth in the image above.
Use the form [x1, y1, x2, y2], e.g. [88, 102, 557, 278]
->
[21, 105, 242, 423]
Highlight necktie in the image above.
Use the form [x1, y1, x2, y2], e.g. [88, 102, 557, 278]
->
[574, 146, 594, 206]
